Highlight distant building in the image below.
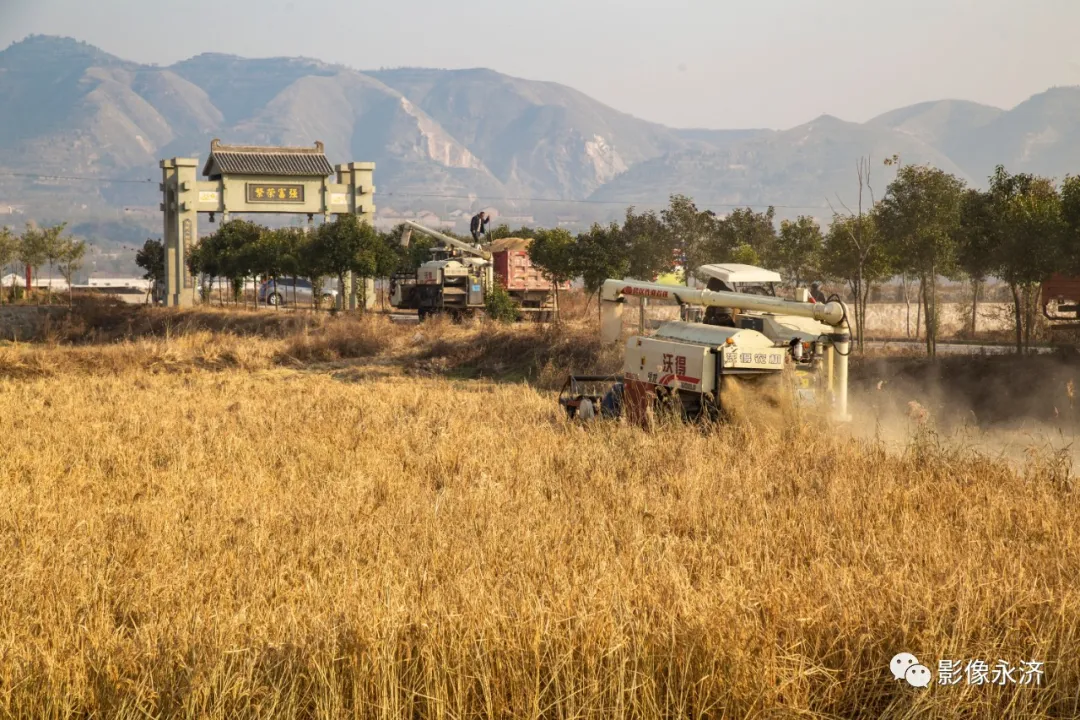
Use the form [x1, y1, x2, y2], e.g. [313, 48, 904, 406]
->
[16, 277, 70, 291]
[85, 277, 152, 291]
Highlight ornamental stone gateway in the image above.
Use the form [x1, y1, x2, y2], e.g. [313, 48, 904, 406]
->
[160, 140, 375, 308]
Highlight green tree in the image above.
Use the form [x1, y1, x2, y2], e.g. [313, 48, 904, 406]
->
[275, 227, 307, 307]
[661, 195, 718, 284]
[204, 219, 263, 305]
[820, 213, 889, 350]
[385, 223, 437, 274]
[575, 222, 628, 298]
[489, 224, 539, 241]
[309, 215, 376, 311]
[717, 206, 778, 267]
[350, 220, 393, 309]
[252, 228, 293, 308]
[774, 216, 824, 289]
[988, 166, 1066, 352]
[0, 227, 17, 304]
[620, 207, 675, 281]
[58, 238, 86, 307]
[297, 228, 329, 310]
[41, 223, 69, 304]
[1059, 175, 1080, 273]
[956, 189, 998, 336]
[529, 227, 576, 320]
[18, 223, 48, 301]
[876, 165, 966, 357]
[136, 238, 166, 303]
[484, 282, 521, 323]
[186, 237, 222, 305]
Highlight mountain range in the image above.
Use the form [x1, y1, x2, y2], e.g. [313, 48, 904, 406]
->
[3, 34, 1080, 240]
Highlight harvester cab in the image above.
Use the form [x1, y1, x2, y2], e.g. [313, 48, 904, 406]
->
[560, 266, 852, 425]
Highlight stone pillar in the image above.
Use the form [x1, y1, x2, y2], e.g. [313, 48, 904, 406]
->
[356, 163, 376, 311]
[161, 158, 198, 307]
[336, 162, 376, 312]
[160, 159, 176, 306]
[350, 162, 377, 226]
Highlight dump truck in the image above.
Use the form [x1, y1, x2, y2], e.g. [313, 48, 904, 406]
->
[487, 237, 560, 321]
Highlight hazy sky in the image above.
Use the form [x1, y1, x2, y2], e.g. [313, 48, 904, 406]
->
[2, 0, 1079, 129]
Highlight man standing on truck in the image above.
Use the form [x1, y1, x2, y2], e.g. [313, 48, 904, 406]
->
[470, 211, 490, 243]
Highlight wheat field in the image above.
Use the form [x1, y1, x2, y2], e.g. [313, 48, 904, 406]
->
[1, 308, 1079, 718]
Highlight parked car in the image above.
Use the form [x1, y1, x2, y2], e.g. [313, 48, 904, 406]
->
[257, 277, 338, 307]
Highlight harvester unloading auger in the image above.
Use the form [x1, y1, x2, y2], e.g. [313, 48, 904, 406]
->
[560, 274, 853, 425]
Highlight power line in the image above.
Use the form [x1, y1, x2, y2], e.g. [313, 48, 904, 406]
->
[0, 171, 833, 211]
[383, 191, 831, 211]
[0, 171, 155, 184]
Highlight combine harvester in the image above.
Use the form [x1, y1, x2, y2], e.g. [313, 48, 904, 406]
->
[559, 264, 853, 425]
[390, 220, 559, 321]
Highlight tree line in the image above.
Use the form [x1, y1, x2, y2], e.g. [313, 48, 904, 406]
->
[138, 216, 436, 309]
[126, 158, 1080, 355]
[0, 222, 87, 306]
[526, 161, 1080, 356]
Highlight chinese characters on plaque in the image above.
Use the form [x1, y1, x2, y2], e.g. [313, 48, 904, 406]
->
[246, 184, 305, 203]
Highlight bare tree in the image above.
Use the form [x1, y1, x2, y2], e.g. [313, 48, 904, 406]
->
[58, 238, 86, 308]
[825, 157, 888, 351]
[0, 227, 16, 305]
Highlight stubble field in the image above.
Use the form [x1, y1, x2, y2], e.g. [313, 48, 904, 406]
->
[1, 304, 1079, 718]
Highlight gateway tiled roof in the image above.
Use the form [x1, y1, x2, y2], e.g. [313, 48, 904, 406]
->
[202, 139, 333, 179]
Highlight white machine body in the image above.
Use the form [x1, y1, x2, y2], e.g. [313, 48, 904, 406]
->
[596, 273, 852, 421]
[623, 324, 786, 393]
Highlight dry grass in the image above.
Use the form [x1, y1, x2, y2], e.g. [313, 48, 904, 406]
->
[0, 311, 615, 387]
[1, 311, 1079, 717]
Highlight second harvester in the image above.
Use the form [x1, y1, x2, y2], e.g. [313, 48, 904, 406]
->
[389, 220, 561, 321]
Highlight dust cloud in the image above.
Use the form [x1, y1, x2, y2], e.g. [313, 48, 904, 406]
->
[847, 351, 1080, 469]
